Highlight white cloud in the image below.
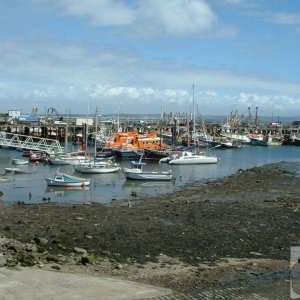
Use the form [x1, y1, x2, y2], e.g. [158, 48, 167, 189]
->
[49, 0, 217, 37]
[137, 0, 217, 36]
[56, 0, 135, 26]
[269, 12, 300, 25]
[223, 0, 244, 5]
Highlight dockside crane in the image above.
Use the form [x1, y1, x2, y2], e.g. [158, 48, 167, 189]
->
[46, 107, 64, 123]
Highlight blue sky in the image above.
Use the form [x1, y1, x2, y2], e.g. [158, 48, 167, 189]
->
[1, 0, 300, 117]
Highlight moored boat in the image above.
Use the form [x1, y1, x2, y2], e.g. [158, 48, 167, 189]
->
[4, 167, 32, 174]
[103, 131, 169, 159]
[0, 176, 10, 182]
[288, 134, 300, 146]
[75, 159, 120, 174]
[122, 161, 173, 181]
[112, 148, 144, 160]
[12, 158, 29, 165]
[49, 153, 89, 165]
[29, 152, 44, 162]
[250, 134, 283, 146]
[45, 171, 90, 187]
[168, 151, 219, 165]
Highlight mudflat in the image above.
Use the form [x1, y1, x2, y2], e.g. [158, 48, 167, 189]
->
[0, 162, 299, 294]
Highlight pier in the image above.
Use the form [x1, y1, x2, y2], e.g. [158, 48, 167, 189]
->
[0, 132, 65, 154]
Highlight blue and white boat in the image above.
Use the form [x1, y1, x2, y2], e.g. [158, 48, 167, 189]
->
[46, 171, 90, 187]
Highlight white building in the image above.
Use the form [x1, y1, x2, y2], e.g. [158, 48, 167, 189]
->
[8, 110, 21, 119]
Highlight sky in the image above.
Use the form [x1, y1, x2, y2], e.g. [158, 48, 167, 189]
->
[1, 0, 300, 117]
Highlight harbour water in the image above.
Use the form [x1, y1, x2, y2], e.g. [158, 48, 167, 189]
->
[0, 145, 299, 205]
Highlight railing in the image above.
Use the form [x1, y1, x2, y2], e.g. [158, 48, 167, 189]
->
[0, 132, 64, 154]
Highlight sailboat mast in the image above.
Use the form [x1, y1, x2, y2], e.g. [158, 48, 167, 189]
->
[192, 84, 196, 144]
[64, 109, 69, 153]
[94, 107, 98, 157]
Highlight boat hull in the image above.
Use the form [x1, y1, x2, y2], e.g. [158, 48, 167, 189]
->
[46, 179, 90, 187]
[45, 173, 90, 187]
[12, 158, 29, 165]
[5, 168, 32, 174]
[75, 165, 120, 174]
[112, 149, 144, 159]
[50, 156, 88, 165]
[169, 158, 218, 165]
[122, 167, 173, 181]
[0, 176, 10, 182]
[250, 138, 283, 146]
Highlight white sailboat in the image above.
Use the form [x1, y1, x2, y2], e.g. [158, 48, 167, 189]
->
[168, 151, 219, 165]
[75, 159, 120, 174]
[49, 110, 90, 165]
[75, 107, 120, 174]
[49, 153, 88, 165]
[169, 85, 219, 165]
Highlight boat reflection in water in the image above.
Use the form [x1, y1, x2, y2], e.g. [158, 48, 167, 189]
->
[45, 185, 90, 198]
[122, 179, 175, 200]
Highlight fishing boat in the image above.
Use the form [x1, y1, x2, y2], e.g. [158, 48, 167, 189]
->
[250, 133, 283, 146]
[45, 171, 90, 187]
[12, 158, 29, 165]
[168, 151, 219, 165]
[122, 161, 173, 181]
[290, 134, 300, 146]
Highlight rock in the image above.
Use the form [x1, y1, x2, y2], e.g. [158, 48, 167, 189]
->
[57, 243, 67, 250]
[115, 263, 123, 269]
[7, 243, 21, 253]
[234, 266, 246, 272]
[250, 251, 263, 256]
[0, 255, 7, 267]
[51, 265, 61, 270]
[34, 237, 49, 245]
[25, 244, 38, 252]
[81, 253, 93, 265]
[46, 254, 60, 263]
[6, 257, 18, 267]
[73, 247, 87, 255]
[19, 252, 37, 267]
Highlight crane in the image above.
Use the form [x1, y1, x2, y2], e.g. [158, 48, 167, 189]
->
[46, 107, 63, 123]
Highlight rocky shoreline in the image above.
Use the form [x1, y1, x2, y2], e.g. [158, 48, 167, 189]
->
[0, 162, 299, 293]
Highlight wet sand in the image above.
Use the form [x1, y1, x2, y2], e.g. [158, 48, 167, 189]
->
[0, 161, 299, 294]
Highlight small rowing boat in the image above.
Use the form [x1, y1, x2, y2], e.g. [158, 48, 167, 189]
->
[4, 168, 32, 174]
[12, 158, 29, 165]
[0, 176, 10, 182]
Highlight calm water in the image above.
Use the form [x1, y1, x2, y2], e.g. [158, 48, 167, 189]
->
[0, 145, 299, 205]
